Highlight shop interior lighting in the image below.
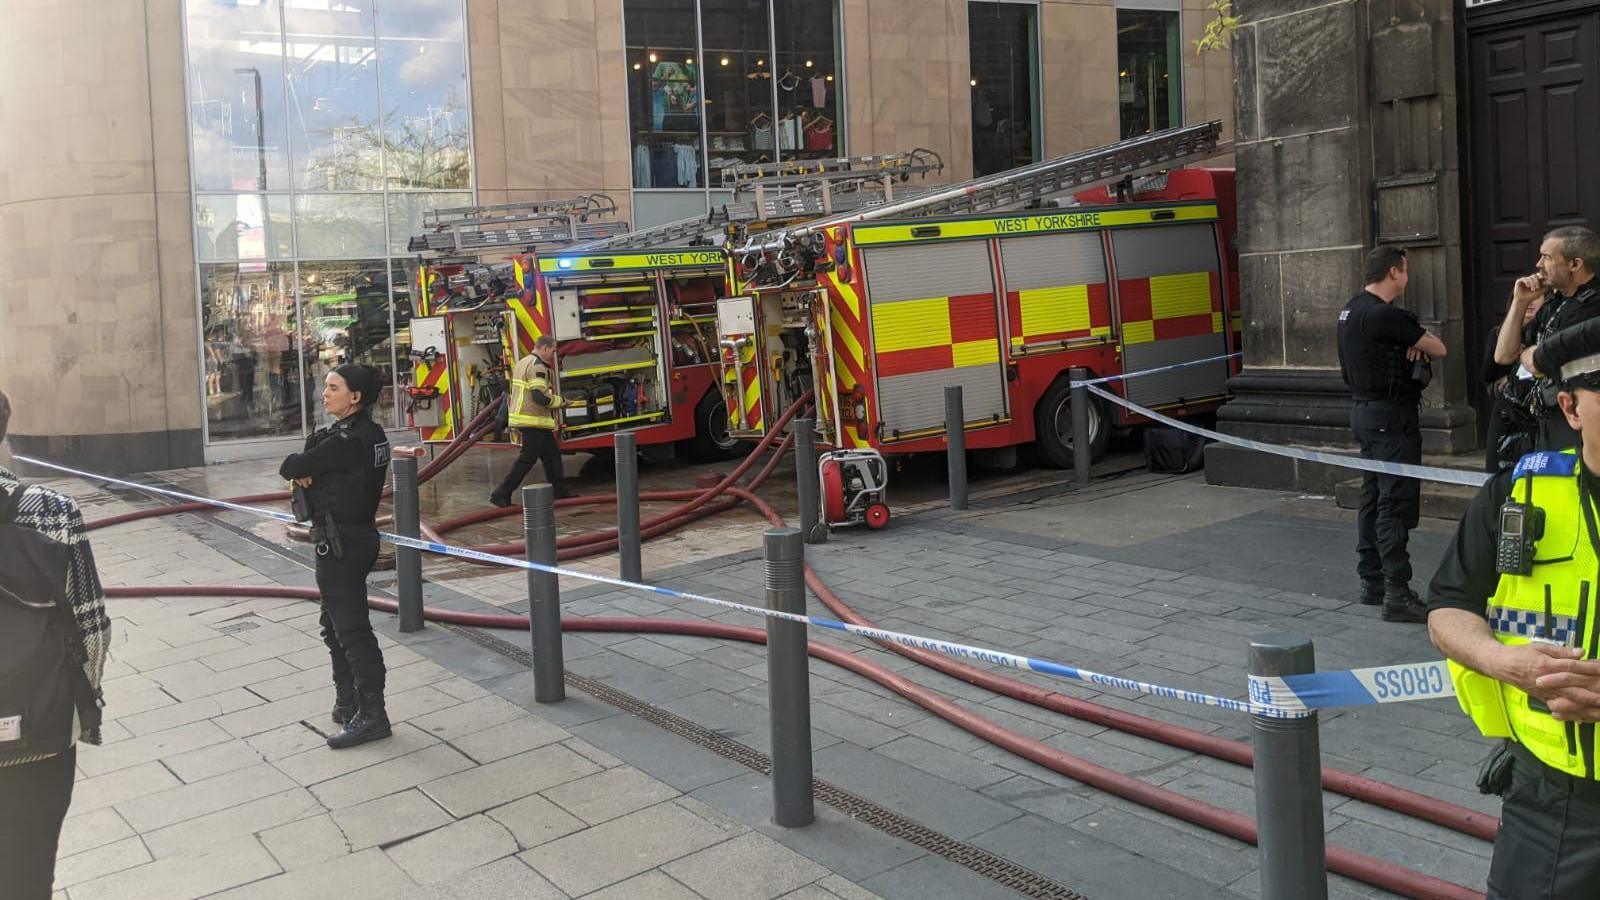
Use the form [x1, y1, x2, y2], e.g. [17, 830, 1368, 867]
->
[649, 52, 658, 63]
[720, 56, 730, 65]
[804, 59, 813, 67]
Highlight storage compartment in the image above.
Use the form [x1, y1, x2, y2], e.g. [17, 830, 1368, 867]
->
[548, 279, 672, 438]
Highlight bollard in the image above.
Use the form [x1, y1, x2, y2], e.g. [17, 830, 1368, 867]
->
[765, 527, 814, 827]
[391, 449, 425, 633]
[615, 431, 642, 583]
[1250, 634, 1328, 900]
[794, 418, 825, 544]
[1070, 367, 1090, 487]
[523, 483, 565, 703]
[945, 385, 968, 510]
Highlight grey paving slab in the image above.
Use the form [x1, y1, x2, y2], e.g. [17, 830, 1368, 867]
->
[386, 813, 520, 885]
[115, 763, 299, 833]
[859, 854, 1024, 900]
[68, 835, 282, 900]
[329, 789, 454, 851]
[139, 786, 321, 858]
[811, 743, 1022, 841]
[55, 807, 135, 859]
[485, 791, 587, 850]
[447, 714, 572, 764]
[519, 799, 743, 896]
[54, 835, 152, 890]
[663, 832, 832, 900]
[570, 710, 750, 794]
[540, 765, 683, 825]
[971, 813, 1240, 900]
[309, 743, 477, 810]
[583, 870, 703, 900]
[258, 812, 351, 870]
[211, 847, 417, 900]
[420, 743, 602, 817]
[391, 857, 568, 900]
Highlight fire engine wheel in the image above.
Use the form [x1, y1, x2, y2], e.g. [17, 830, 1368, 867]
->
[684, 392, 743, 462]
[1036, 379, 1110, 469]
[864, 503, 891, 529]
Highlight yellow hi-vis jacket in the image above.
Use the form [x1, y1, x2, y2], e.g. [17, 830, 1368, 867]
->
[507, 353, 564, 430]
[1451, 448, 1600, 778]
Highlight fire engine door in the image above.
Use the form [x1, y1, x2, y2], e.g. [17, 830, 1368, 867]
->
[1110, 223, 1229, 408]
[408, 316, 450, 438]
[860, 240, 1008, 440]
[716, 296, 766, 436]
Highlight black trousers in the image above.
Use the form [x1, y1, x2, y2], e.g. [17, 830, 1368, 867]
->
[493, 427, 565, 500]
[315, 526, 385, 693]
[1351, 400, 1422, 586]
[0, 746, 76, 900]
[1489, 748, 1600, 899]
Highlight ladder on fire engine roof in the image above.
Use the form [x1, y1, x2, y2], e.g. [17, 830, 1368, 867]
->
[566, 149, 946, 252]
[738, 120, 1228, 258]
[407, 195, 631, 255]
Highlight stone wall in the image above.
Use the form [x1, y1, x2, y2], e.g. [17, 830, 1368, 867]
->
[0, 0, 202, 473]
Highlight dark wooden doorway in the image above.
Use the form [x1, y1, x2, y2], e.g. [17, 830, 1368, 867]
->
[1466, 7, 1600, 394]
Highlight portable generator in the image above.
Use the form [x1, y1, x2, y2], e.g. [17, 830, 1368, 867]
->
[819, 449, 889, 530]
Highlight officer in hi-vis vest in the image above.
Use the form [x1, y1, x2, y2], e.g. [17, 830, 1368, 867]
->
[490, 335, 573, 507]
[1428, 323, 1600, 898]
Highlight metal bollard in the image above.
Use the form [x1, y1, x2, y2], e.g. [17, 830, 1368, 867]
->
[391, 449, 425, 633]
[523, 483, 565, 703]
[615, 431, 642, 583]
[945, 385, 968, 510]
[1250, 634, 1328, 900]
[764, 527, 814, 827]
[1070, 367, 1090, 487]
[794, 418, 825, 544]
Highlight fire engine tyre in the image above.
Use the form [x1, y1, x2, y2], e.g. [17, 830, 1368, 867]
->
[1035, 379, 1110, 468]
[684, 392, 743, 462]
[865, 503, 890, 529]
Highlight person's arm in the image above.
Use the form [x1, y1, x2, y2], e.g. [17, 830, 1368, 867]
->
[279, 431, 364, 480]
[1413, 332, 1447, 360]
[1372, 305, 1444, 360]
[1429, 608, 1578, 699]
[1495, 276, 1548, 365]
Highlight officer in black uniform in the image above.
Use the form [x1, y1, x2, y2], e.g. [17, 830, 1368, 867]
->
[1337, 246, 1448, 621]
[1491, 226, 1600, 452]
[280, 364, 393, 749]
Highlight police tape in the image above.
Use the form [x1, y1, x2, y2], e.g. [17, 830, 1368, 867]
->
[18, 452, 1316, 719]
[1083, 383, 1492, 487]
[1248, 660, 1456, 712]
[1068, 351, 1243, 387]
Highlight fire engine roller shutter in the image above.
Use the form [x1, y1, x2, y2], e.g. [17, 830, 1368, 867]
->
[999, 231, 1112, 349]
[861, 240, 1008, 438]
[1111, 222, 1228, 408]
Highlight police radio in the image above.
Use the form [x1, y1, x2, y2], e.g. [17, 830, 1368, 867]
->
[1495, 501, 1544, 576]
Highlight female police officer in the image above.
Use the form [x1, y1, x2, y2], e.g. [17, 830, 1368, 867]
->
[280, 364, 392, 749]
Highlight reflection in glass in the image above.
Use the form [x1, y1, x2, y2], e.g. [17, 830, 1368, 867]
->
[298, 260, 398, 428]
[700, 0, 772, 176]
[195, 194, 295, 262]
[284, 0, 383, 190]
[200, 262, 303, 439]
[294, 193, 387, 259]
[376, 0, 472, 189]
[389, 258, 420, 426]
[969, 2, 1039, 177]
[772, 0, 841, 160]
[185, 0, 293, 191]
[625, 0, 704, 188]
[1117, 10, 1181, 138]
[386, 191, 474, 255]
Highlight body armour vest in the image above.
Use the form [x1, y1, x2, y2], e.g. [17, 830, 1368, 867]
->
[1450, 448, 1600, 778]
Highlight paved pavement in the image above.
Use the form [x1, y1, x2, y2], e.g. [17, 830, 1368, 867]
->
[39, 443, 1493, 899]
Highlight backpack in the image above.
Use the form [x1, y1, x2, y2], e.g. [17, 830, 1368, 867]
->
[0, 485, 101, 763]
[1143, 426, 1208, 474]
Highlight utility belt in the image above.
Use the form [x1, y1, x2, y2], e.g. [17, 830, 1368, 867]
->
[309, 513, 344, 559]
[1511, 742, 1600, 802]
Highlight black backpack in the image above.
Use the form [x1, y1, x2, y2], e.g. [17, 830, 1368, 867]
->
[0, 485, 101, 763]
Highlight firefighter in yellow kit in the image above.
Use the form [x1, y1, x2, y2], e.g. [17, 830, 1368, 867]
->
[490, 335, 574, 506]
[1428, 320, 1600, 899]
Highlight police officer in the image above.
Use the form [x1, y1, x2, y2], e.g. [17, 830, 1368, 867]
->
[490, 335, 573, 507]
[280, 364, 392, 749]
[1491, 226, 1600, 451]
[1337, 246, 1448, 620]
[1427, 327, 1600, 899]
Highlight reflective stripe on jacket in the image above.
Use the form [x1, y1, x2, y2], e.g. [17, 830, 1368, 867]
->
[508, 354, 563, 430]
[1450, 448, 1600, 778]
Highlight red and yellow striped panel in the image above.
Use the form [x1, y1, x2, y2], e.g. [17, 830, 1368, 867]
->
[1006, 283, 1112, 347]
[1117, 272, 1223, 346]
[720, 340, 763, 433]
[416, 360, 454, 442]
[873, 294, 1001, 378]
[825, 266, 872, 448]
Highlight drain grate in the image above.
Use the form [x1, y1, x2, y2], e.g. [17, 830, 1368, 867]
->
[448, 624, 1089, 900]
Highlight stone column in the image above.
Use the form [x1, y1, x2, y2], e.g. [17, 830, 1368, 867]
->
[0, 0, 203, 474]
[1206, 0, 1475, 491]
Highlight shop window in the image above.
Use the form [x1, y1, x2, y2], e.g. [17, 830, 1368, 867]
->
[184, 0, 293, 192]
[969, 2, 1040, 177]
[195, 194, 295, 262]
[1117, 9, 1182, 138]
[376, 0, 472, 189]
[700, 0, 772, 177]
[771, 0, 841, 160]
[293, 193, 387, 259]
[200, 262, 304, 440]
[298, 260, 398, 428]
[282, 0, 383, 190]
[626, 0, 704, 189]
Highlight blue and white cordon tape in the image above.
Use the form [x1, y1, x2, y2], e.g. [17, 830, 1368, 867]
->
[1248, 660, 1455, 713]
[1068, 351, 1242, 387]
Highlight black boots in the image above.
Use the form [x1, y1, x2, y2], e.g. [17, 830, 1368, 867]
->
[1381, 583, 1428, 624]
[327, 689, 391, 749]
[1359, 580, 1385, 606]
[331, 681, 357, 726]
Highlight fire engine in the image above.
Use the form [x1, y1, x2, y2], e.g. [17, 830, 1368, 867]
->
[716, 121, 1239, 470]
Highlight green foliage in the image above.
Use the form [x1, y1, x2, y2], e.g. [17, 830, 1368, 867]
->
[1194, 0, 1239, 54]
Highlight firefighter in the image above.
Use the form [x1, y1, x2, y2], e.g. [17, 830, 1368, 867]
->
[1427, 324, 1600, 899]
[490, 335, 573, 506]
[280, 364, 392, 750]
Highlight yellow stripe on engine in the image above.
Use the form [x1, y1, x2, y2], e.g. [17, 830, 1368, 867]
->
[1019, 285, 1090, 337]
[1123, 321, 1155, 345]
[951, 339, 1001, 368]
[872, 297, 951, 352]
[1149, 272, 1213, 320]
[1212, 311, 1224, 333]
[829, 268, 862, 320]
